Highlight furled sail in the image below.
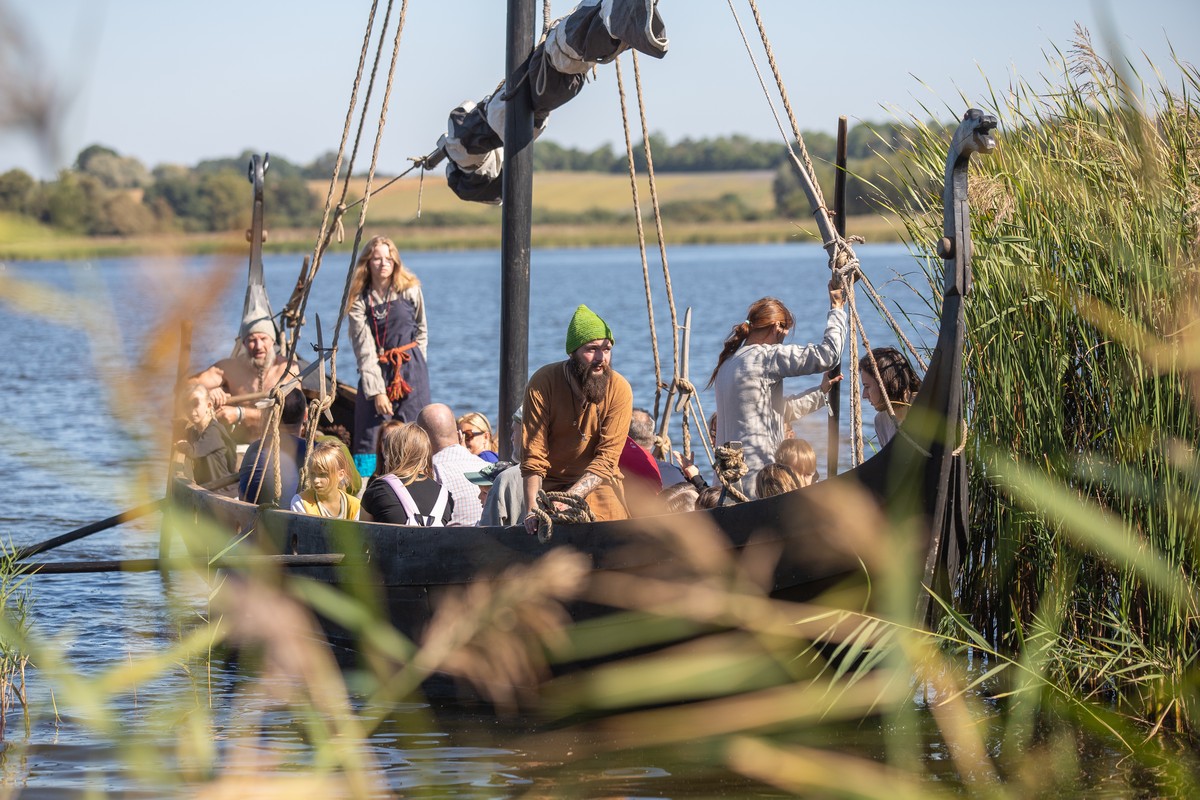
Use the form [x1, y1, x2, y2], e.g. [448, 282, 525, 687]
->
[440, 0, 668, 204]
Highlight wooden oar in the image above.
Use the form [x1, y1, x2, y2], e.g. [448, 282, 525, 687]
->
[19, 553, 345, 576]
[827, 116, 849, 479]
[15, 473, 239, 561]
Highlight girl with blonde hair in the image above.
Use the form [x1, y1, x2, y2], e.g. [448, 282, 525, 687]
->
[709, 284, 846, 491]
[290, 440, 361, 520]
[347, 235, 431, 455]
[774, 438, 818, 487]
[360, 423, 454, 526]
[755, 463, 803, 499]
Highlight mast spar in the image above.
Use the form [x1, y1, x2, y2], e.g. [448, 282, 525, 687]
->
[498, 0, 536, 459]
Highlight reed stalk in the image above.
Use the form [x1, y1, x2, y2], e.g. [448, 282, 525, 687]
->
[883, 30, 1200, 734]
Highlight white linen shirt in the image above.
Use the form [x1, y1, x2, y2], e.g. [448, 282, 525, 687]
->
[714, 306, 847, 490]
[431, 444, 489, 526]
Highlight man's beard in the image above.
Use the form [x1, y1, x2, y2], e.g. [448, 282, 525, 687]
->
[249, 350, 272, 371]
[571, 355, 610, 404]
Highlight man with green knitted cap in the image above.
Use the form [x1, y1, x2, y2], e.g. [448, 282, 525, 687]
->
[521, 304, 633, 532]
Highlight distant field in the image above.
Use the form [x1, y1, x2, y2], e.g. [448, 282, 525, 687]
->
[0, 172, 904, 260]
[311, 170, 779, 223]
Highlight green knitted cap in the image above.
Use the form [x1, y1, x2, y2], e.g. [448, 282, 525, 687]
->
[565, 304, 614, 354]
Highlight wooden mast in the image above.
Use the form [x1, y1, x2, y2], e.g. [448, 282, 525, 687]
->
[827, 116, 848, 478]
[498, 0, 536, 459]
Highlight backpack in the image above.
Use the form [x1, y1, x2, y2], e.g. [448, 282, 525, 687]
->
[379, 474, 449, 527]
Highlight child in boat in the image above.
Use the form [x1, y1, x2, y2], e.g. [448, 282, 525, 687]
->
[290, 440, 361, 520]
[457, 411, 499, 463]
[360, 422, 454, 526]
[774, 438, 818, 487]
[175, 382, 237, 489]
[755, 463, 802, 499]
[859, 347, 922, 448]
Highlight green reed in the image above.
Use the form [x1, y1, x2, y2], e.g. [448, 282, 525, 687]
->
[0, 543, 31, 739]
[881, 33, 1200, 733]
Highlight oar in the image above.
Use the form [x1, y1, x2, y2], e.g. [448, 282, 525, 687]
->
[14, 473, 239, 561]
[19, 553, 345, 576]
[827, 116, 848, 479]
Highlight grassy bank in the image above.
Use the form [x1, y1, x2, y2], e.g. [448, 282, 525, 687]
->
[0, 170, 905, 261]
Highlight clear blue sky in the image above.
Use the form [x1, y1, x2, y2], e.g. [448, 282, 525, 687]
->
[1, 0, 1195, 179]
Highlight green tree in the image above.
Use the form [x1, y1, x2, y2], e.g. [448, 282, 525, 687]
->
[30, 170, 103, 233]
[268, 173, 318, 228]
[0, 169, 34, 214]
[193, 170, 249, 231]
[75, 144, 151, 189]
[93, 192, 158, 236]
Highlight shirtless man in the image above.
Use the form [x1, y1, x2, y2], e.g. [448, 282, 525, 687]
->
[191, 315, 296, 443]
[521, 304, 633, 533]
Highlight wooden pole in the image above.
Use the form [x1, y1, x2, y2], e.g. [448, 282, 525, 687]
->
[19, 553, 346, 576]
[498, 0, 535, 460]
[17, 473, 238, 562]
[827, 117, 848, 478]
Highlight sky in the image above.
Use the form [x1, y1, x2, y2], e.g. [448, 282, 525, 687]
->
[1, 0, 1196, 179]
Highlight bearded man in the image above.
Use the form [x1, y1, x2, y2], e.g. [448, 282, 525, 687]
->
[521, 305, 633, 533]
[191, 313, 297, 443]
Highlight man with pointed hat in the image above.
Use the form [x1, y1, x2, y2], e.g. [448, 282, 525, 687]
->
[521, 304, 633, 532]
[191, 310, 298, 444]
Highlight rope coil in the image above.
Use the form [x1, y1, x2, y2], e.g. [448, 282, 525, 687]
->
[529, 490, 595, 543]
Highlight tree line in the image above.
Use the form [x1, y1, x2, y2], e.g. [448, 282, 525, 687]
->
[0, 120, 948, 236]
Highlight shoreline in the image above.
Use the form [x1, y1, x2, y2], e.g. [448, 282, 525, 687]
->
[0, 214, 906, 262]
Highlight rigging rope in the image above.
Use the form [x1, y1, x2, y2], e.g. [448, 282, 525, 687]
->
[631, 51, 682, 429]
[727, 0, 941, 466]
[614, 58, 665, 422]
[283, 0, 385, 369]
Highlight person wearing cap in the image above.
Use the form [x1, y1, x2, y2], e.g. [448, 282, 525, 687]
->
[190, 310, 297, 444]
[521, 305, 633, 533]
[346, 235, 431, 455]
[479, 405, 527, 527]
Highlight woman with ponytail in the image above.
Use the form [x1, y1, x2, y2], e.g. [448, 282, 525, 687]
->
[708, 282, 846, 490]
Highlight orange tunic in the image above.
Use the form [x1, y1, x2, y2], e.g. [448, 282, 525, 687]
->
[521, 361, 633, 522]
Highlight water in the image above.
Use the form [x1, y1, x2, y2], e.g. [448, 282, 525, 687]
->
[0, 242, 936, 795]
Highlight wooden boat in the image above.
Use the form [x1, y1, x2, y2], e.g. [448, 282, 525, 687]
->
[169, 103, 996, 654]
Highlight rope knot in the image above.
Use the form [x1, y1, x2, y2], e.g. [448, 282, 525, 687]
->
[333, 203, 347, 244]
[713, 444, 750, 503]
[379, 341, 420, 403]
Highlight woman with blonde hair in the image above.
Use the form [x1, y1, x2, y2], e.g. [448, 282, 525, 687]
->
[456, 411, 499, 463]
[359, 423, 454, 526]
[709, 284, 846, 491]
[347, 236, 431, 455]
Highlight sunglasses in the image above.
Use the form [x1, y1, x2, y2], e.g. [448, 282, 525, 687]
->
[459, 429, 487, 442]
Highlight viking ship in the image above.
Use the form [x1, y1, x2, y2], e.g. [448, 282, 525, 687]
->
[165, 0, 995, 653]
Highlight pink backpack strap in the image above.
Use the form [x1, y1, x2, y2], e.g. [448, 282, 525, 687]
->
[380, 474, 422, 525]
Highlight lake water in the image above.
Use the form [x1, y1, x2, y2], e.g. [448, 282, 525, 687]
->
[0, 241, 936, 795]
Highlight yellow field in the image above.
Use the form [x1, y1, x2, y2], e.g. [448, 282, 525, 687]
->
[317, 170, 779, 223]
[0, 172, 904, 260]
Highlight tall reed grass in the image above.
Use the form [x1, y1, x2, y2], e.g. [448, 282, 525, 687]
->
[882, 30, 1200, 734]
